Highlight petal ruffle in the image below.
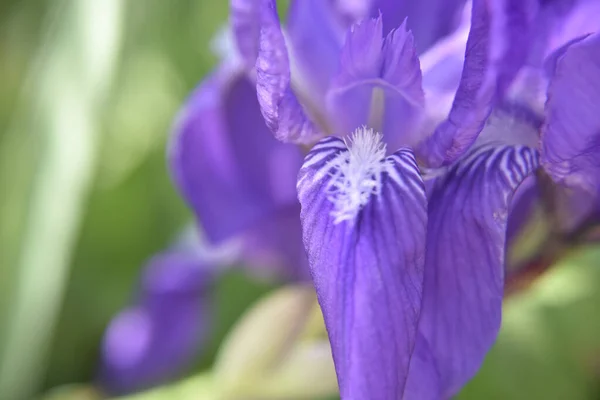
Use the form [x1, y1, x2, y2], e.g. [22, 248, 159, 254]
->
[418, 0, 537, 167]
[256, 0, 323, 144]
[327, 17, 425, 149]
[100, 252, 211, 394]
[297, 135, 427, 399]
[541, 32, 600, 192]
[408, 145, 540, 397]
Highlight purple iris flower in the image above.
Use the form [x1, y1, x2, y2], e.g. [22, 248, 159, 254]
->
[99, 250, 212, 395]
[238, 0, 600, 398]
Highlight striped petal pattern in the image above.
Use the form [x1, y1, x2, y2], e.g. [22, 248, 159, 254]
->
[409, 144, 540, 397]
[297, 135, 427, 399]
[418, 0, 537, 167]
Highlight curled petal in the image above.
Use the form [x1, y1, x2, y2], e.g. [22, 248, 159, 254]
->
[408, 145, 540, 397]
[297, 135, 427, 398]
[418, 0, 537, 167]
[541, 32, 600, 192]
[256, 0, 322, 144]
[327, 17, 425, 148]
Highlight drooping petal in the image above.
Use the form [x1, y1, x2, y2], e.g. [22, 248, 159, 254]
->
[169, 65, 308, 278]
[169, 65, 302, 244]
[297, 134, 427, 399]
[240, 204, 310, 281]
[100, 252, 211, 395]
[256, 0, 323, 144]
[327, 16, 425, 149]
[541, 32, 600, 192]
[418, 0, 537, 167]
[407, 145, 540, 397]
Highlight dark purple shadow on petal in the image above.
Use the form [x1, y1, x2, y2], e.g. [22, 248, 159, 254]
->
[169, 66, 302, 245]
[297, 136, 427, 399]
[99, 252, 212, 395]
[417, 0, 537, 167]
[406, 145, 540, 397]
[327, 16, 425, 148]
[541, 32, 600, 193]
[256, 0, 322, 144]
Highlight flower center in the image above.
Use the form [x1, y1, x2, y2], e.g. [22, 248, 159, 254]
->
[326, 126, 391, 223]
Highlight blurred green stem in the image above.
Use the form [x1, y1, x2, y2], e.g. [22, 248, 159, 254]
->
[0, 1, 122, 398]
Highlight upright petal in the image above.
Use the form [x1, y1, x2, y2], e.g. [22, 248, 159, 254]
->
[418, 0, 537, 167]
[230, 0, 263, 66]
[169, 66, 302, 244]
[286, 0, 346, 100]
[100, 252, 211, 395]
[363, 0, 467, 53]
[297, 131, 427, 399]
[256, 0, 323, 144]
[327, 17, 425, 149]
[541, 32, 600, 192]
[408, 145, 540, 397]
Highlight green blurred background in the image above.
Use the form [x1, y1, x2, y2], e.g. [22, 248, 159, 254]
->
[1, 1, 600, 399]
[0, 0, 229, 397]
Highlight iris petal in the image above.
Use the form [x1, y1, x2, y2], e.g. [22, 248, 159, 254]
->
[230, 0, 264, 66]
[541, 32, 600, 193]
[327, 16, 425, 149]
[418, 0, 537, 167]
[408, 145, 540, 397]
[100, 252, 210, 394]
[256, 0, 322, 144]
[297, 136, 427, 399]
[365, 0, 467, 53]
[287, 0, 346, 100]
[169, 66, 307, 277]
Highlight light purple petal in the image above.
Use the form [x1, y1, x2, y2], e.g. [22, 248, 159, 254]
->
[240, 204, 310, 281]
[230, 0, 264, 66]
[418, 0, 537, 167]
[100, 253, 210, 395]
[408, 145, 540, 397]
[327, 16, 425, 149]
[541, 32, 600, 192]
[297, 136, 427, 399]
[169, 66, 303, 244]
[286, 0, 346, 100]
[545, 0, 600, 58]
[256, 0, 322, 144]
[364, 0, 467, 53]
